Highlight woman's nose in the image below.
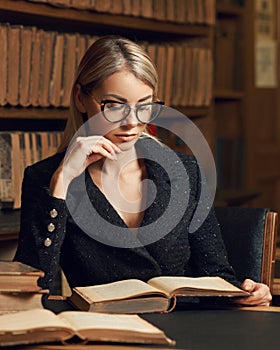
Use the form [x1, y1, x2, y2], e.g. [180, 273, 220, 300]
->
[123, 106, 139, 126]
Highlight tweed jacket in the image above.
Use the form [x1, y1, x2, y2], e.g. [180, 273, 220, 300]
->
[14, 137, 239, 292]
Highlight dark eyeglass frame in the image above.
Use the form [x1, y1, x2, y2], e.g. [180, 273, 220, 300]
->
[100, 99, 165, 124]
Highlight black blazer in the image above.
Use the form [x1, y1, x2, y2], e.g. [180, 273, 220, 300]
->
[14, 137, 238, 291]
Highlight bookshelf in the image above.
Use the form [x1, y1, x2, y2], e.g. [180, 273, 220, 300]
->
[0, 0, 216, 247]
[214, 1, 247, 204]
[214, 0, 280, 216]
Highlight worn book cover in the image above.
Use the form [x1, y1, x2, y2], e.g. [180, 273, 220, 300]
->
[0, 261, 44, 292]
[0, 290, 48, 313]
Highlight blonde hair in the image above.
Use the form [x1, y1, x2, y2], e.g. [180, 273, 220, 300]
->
[58, 35, 159, 152]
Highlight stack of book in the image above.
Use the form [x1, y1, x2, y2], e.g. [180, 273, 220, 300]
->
[0, 261, 48, 313]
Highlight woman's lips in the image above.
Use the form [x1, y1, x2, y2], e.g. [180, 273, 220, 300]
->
[114, 134, 138, 142]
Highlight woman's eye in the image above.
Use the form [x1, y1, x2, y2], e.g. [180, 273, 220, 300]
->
[138, 104, 151, 111]
[106, 102, 123, 109]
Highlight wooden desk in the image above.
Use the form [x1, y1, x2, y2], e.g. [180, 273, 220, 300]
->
[9, 303, 280, 350]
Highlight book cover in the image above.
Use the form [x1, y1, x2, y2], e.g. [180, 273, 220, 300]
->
[39, 30, 56, 107]
[60, 32, 77, 107]
[0, 290, 47, 313]
[19, 26, 35, 107]
[0, 24, 8, 106]
[6, 25, 22, 106]
[0, 133, 13, 206]
[0, 261, 44, 292]
[29, 28, 43, 107]
[49, 33, 64, 107]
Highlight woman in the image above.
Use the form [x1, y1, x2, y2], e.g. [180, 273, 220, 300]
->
[14, 36, 271, 306]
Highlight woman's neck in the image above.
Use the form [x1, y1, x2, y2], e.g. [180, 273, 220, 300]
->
[95, 146, 140, 175]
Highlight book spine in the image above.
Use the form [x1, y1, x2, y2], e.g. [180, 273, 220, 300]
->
[0, 24, 8, 107]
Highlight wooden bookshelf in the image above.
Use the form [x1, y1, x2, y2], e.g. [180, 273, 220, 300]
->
[214, 2, 246, 203]
[214, 1, 280, 215]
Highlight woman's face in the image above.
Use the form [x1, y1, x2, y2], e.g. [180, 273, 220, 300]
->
[76, 71, 154, 148]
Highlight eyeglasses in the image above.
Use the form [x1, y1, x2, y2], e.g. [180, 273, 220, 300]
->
[98, 99, 164, 124]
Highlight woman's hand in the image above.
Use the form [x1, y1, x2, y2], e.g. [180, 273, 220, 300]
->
[232, 278, 272, 306]
[50, 136, 121, 199]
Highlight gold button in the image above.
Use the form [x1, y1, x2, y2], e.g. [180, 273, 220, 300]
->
[44, 237, 52, 247]
[47, 223, 55, 232]
[50, 209, 58, 218]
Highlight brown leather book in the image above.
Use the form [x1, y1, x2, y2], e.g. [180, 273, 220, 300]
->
[19, 26, 36, 107]
[6, 25, 22, 106]
[0, 24, 8, 106]
[0, 261, 44, 292]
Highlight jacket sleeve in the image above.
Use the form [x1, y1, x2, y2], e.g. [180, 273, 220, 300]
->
[14, 162, 69, 292]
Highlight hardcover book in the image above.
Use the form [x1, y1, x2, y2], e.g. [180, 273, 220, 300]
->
[0, 261, 44, 292]
[0, 309, 174, 346]
[69, 276, 250, 314]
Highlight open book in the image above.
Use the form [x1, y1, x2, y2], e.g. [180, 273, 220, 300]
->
[69, 276, 250, 314]
[0, 308, 174, 347]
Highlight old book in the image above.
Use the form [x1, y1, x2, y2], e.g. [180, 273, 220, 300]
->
[0, 23, 8, 106]
[152, 0, 166, 21]
[165, 0, 175, 22]
[140, 0, 153, 19]
[60, 32, 77, 107]
[29, 28, 43, 107]
[75, 33, 87, 67]
[0, 290, 48, 313]
[49, 32, 64, 107]
[109, 0, 124, 14]
[0, 132, 13, 206]
[94, 0, 111, 12]
[39, 30, 56, 107]
[155, 43, 166, 102]
[19, 26, 35, 106]
[0, 132, 21, 209]
[6, 25, 22, 106]
[163, 43, 175, 106]
[69, 276, 250, 314]
[122, 0, 132, 15]
[71, 0, 91, 9]
[0, 308, 174, 347]
[130, 0, 141, 17]
[0, 261, 44, 292]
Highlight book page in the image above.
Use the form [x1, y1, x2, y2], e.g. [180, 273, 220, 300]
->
[59, 311, 163, 334]
[0, 309, 72, 332]
[148, 276, 244, 296]
[74, 279, 168, 303]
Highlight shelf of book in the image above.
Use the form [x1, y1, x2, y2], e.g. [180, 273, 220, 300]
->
[0, 107, 68, 120]
[0, 0, 212, 37]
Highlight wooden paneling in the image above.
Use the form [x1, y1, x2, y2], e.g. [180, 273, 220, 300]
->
[244, 1, 280, 220]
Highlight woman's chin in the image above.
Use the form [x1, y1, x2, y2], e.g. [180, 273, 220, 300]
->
[117, 139, 137, 151]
